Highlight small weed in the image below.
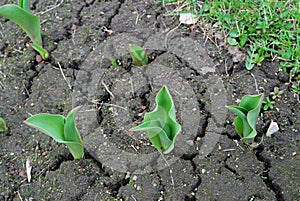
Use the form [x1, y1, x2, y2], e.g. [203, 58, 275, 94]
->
[226, 94, 264, 144]
[262, 96, 275, 110]
[292, 81, 300, 93]
[111, 59, 122, 67]
[0, 0, 49, 59]
[0, 117, 8, 133]
[129, 45, 148, 66]
[24, 106, 84, 159]
[128, 177, 135, 186]
[245, 45, 269, 70]
[270, 87, 284, 100]
[130, 86, 181, 154]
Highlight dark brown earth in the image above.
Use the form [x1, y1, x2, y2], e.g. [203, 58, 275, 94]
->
[0, 1, 299, 201]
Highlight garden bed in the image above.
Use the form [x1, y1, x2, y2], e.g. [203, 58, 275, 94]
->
[0, 0, 299, 200]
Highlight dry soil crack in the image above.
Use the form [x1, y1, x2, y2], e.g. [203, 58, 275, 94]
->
[255, 145, 285, 201]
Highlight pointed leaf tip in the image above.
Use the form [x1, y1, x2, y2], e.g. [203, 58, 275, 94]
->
[24, 107, 84, 159]
[129, 45, 148, 66]
[130, 86, 181, 154]
[64, 106, 84, 159]
[226, 93, 264, 143]
[24, 113, 65, 142]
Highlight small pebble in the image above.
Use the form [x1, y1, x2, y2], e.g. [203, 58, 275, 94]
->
[36, 54, 42, 63]
[186, 140, 194, 146]
[125, 172, 131, 179]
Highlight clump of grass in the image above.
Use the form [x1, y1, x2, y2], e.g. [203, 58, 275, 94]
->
[161, 0, 300, 93]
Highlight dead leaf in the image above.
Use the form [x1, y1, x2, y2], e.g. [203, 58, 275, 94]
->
[26, 159, 32, 182]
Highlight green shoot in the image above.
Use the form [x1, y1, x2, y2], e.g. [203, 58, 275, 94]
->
[130, 86, 181, 154]
[129, 45, 148, 66]
[270, 87, 284, 100]
[0, 0, 49, 59]
[111, 59, 122, 67]
[245, 45, 268, 70]
[226, 94, 264, 144]
[0, 117, 8, 133]
[24, 106, 84, 159]
[292, 81, 300, 94]
[262, 96, 275, 110]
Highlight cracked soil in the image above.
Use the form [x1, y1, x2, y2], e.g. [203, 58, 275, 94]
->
[0, 0, 299, 201]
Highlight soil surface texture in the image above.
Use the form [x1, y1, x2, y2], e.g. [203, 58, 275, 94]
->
[0, 1, 299, 201]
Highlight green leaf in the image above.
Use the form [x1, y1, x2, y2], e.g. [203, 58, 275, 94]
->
[0, 5, 42, 46]
[233, 117, 243, 136]
[24, 107, 84, 159]
[239, 34, 248, 47]
[244, 94, 264, 130]
[226, 105, 252, 138]
[130, 86, 181, 154]
[229, 29, 239, 38]
[227, 37, 238, 46]
[129, 45, 148, 66]
[239, 94, 263, 111]
[130, 120, 164, 137]
[242, 129, 257, 144]
[18, 0, 30, 12]
[0, 3, 49, 59]
[64, 106, 84, 159]
[24, 114, 66, 142]
[226, 105, 248, 115]
[226, 94, 264, 143]
[32, 43, 49, 60]
[64, 106, 82, 143]
[0, 117, 8, 133]
[245, 56, 255, 70]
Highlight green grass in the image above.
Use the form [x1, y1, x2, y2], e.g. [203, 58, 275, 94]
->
[160, 0, 300, 93]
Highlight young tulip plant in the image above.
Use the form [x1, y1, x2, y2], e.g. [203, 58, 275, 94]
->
[24, 106, 84, 159]
[130, 86, 181, 154]
[129, 45, 148, 66]
[226, 94, 264, 144]
[0, 117, 8, 133]
[0, 0, 49, 59]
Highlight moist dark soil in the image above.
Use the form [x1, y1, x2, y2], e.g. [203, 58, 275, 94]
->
[0, 1, 299, 201]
